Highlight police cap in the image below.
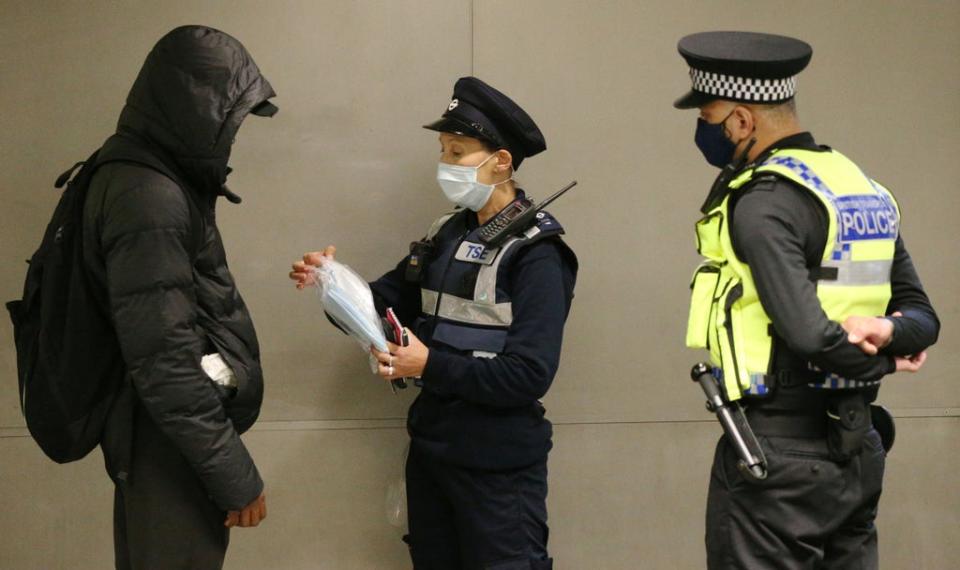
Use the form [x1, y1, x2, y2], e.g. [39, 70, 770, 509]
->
[423, 76, 546, 169]
[674, 31, 812, 109]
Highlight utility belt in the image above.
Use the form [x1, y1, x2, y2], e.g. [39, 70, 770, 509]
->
[744, 388, 895, 463]
[693, 362, 895, 476]
[743, 367, 882, 397]
[745, 408, 831, 439]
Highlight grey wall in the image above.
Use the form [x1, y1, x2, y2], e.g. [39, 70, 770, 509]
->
[1, 1, 957, 568]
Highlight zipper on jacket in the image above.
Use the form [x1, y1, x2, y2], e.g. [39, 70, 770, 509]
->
[707, 271, 733, 351]
[723, 282, 744, 394]
[697, 264, 722, 350]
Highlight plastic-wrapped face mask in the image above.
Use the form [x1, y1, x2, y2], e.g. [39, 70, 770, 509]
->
[436, 153, 510, 211]
[313, 259, 388, 356]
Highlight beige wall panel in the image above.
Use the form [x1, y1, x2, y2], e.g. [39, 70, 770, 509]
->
[225, 427, 413, 569]
[0, 436, 113, 570]
[877, 417, 960, 569]
[3, 418, 957, 569]
[548, 422, 717, 569]
[0, 427, 412, 569]
[0, 0, 472, 427]
[548, 418, 960, 570]
[472, 0, 959, 422]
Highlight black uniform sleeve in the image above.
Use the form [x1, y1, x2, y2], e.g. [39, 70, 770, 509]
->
[731, 180, 896, 381]
[369, 255, 422, 326]
[883, 236, 940, 355]
[418, 240, 576, 407]
[101, 177, 262, 511]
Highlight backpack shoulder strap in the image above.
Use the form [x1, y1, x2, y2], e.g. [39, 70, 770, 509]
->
[90, 152, 206, 261]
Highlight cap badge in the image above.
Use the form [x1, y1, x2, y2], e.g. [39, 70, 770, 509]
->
[447, 98, 459, 111]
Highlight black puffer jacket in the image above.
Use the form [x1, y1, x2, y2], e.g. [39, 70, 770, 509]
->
[82, 26, 276, 510]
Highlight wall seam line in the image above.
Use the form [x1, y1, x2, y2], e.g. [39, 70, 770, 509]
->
[2, 411, 959, 438]
[470, 0, 476, 75]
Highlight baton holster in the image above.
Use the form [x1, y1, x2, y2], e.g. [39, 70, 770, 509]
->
[691, 363, 768, 480]
[870, 404, 896, 453]
[826, 392, 870, 463]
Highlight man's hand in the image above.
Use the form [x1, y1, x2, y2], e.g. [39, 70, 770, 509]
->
[225, 492, 267, 528]
[289, 245, 336, 290]
[842, 311, 902, 355]
[370, 329, 429, 381]
[894, 351, 927, 373]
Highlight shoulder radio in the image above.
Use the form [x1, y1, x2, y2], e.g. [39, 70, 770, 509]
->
[477, 180, 578, 248]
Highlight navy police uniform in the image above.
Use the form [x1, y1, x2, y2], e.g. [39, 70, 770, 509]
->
[675, 32, 939, 569]
[371, 77, 577, 570]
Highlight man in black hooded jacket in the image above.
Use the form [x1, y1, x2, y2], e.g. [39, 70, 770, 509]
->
[81, 26, 277, 569]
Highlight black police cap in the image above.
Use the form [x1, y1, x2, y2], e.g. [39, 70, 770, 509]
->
[674, 31, 812, 109]
[423, 76, 546, 169]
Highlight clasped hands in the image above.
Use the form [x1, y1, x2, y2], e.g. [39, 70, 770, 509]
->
[289, 246, 429, 383]
[841, 311, 926, 373]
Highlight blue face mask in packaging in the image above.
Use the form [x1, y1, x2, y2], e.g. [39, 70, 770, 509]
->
[313, 259, 389, 359]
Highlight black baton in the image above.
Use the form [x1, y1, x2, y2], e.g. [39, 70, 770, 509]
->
[691, 362, 768, 480]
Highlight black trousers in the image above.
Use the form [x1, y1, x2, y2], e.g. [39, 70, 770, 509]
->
[113, 408, 229, 570]
[405, 445, 553, 570]
[706, 429, 886, 569]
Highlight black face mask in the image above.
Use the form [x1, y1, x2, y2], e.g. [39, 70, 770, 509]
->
[694, 110, 739, 168]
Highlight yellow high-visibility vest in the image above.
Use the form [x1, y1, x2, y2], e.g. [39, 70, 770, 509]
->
[686, 147, 900, 401]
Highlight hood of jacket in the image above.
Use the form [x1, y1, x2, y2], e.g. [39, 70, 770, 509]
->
[115, 25, 276, 200]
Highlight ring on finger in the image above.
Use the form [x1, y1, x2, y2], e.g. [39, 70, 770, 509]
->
[387, 365, 395, 376]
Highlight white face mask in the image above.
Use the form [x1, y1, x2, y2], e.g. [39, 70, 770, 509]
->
[436, 153, 511, 212]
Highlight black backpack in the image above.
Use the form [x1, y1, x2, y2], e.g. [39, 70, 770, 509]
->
[6, 150, 202, 463]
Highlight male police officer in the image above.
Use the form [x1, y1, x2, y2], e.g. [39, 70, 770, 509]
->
[676, 32, 939, 568]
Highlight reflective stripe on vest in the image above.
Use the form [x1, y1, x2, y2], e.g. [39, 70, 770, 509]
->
[761, 154, 898, 288]
[420, 215, 555, 329]
[421, 289, 513, 327]
[686, 148, 899, 401]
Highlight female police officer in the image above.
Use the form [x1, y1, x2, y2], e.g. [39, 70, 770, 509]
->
[290, 77, 576, 570]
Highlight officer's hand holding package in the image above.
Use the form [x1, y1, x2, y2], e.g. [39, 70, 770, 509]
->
[291, 247, 429, 382]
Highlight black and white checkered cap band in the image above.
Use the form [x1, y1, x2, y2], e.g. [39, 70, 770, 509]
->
[690, 68, 798, 103]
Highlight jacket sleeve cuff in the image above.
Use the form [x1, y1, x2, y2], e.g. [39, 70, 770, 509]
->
[879, 316, 901, 355]
[884, 316, 899, 349]
[884, 355, 896, 376]
[420, 349, 454, 396]
[216, 467, 264, 512]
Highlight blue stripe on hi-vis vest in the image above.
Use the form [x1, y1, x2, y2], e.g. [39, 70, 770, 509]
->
[766, 156, 837, 198]
[765, 155, 898, 243]
[834, 195, 898, 241]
